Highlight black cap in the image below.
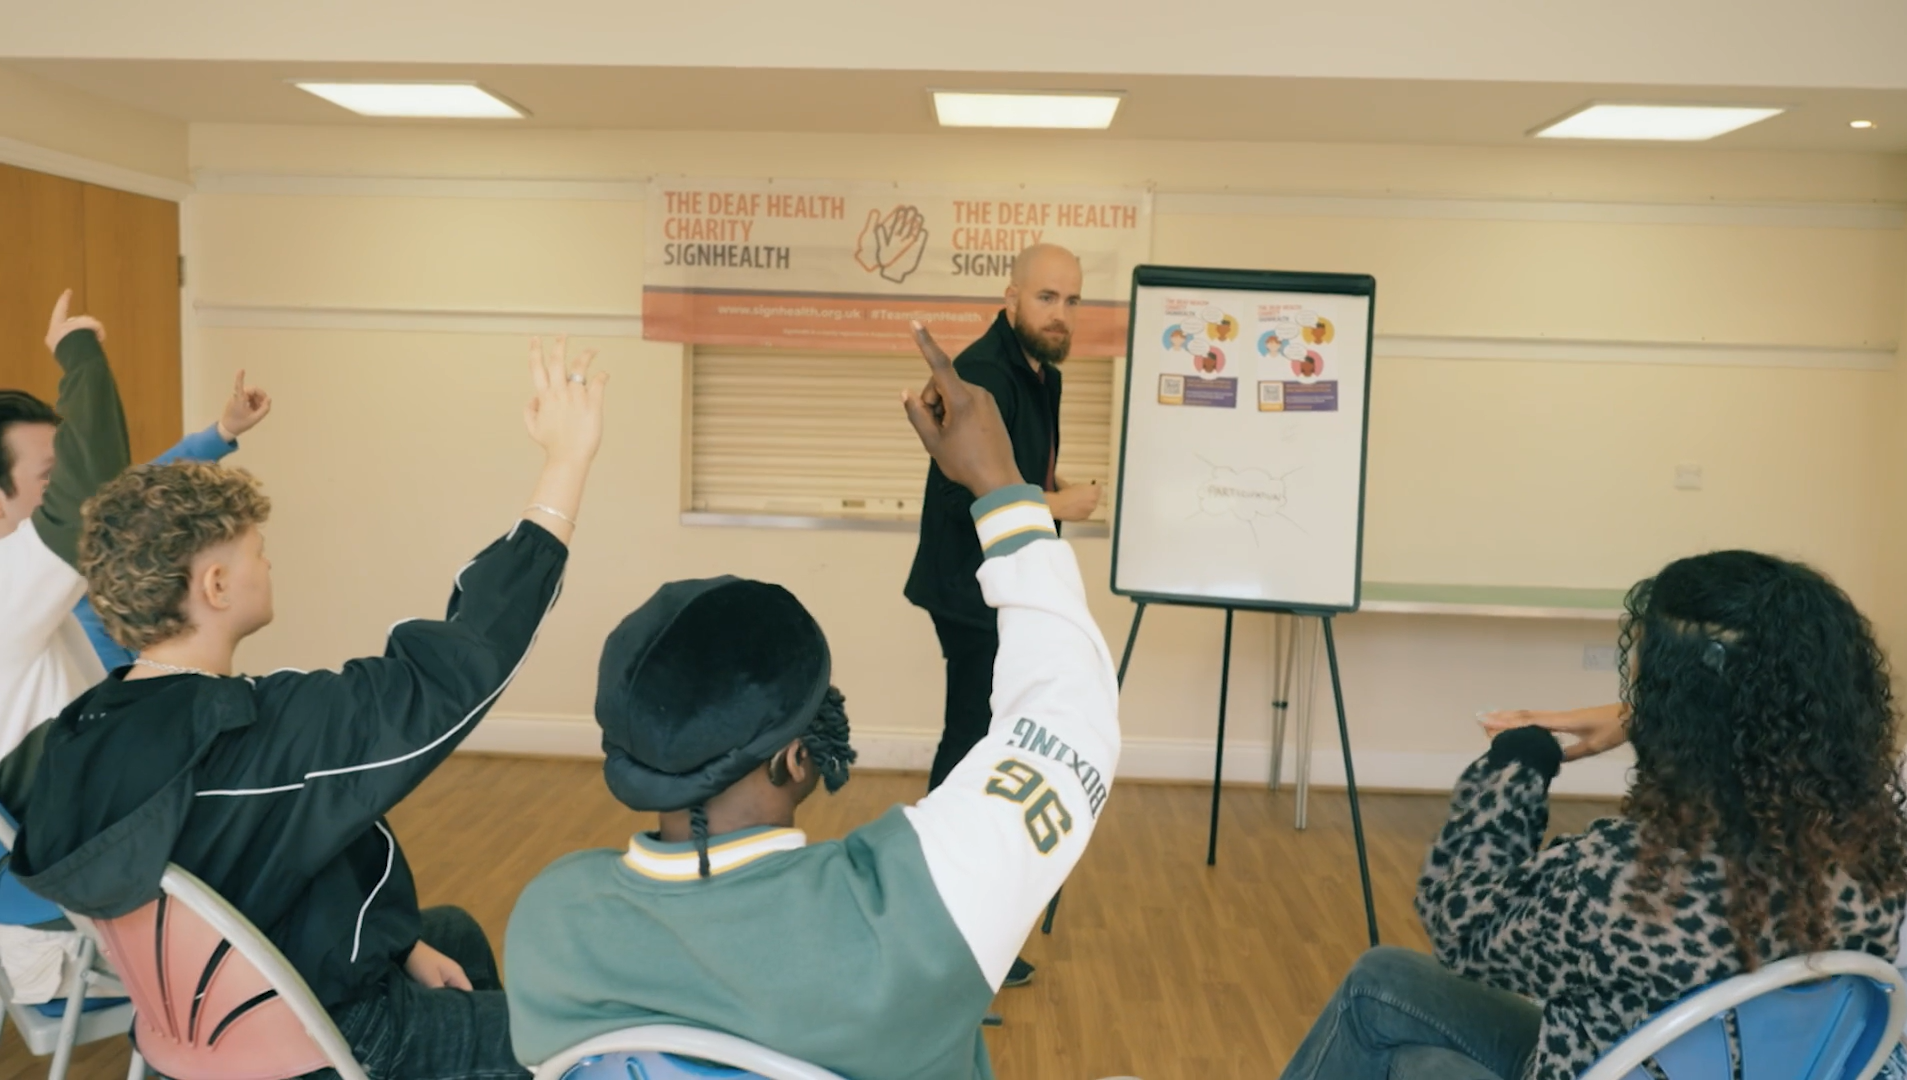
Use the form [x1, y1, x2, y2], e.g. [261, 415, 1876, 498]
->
[595, 576, 831, 811]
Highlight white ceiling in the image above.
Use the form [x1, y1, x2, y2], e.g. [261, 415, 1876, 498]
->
[9, 60, 1907, 153]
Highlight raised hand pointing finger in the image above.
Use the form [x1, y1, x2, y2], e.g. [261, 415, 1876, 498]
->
[901, 322, 1018, 499]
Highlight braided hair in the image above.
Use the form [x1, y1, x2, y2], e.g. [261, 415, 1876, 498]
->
[689, 805, 712, 878]
[690, 685, 860, 879]
[800, 686, 858, 794]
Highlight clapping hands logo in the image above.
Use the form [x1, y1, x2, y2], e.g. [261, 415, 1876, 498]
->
[854, 205, 929, 284]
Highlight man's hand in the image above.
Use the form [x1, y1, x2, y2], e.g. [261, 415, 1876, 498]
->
[45, 290, 105, 352]
[218, 369, 273, 441]
[524, 334, 608, 465]
[1481, 703, 1628, 761]
[1048, 480, 1102, 522]
[404, 941, 473, 991]
[901, 322, 1020, 499]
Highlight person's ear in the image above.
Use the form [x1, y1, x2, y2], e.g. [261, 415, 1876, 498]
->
[783, 740, 812, 787]
[196, 556, 232, 613]
[766, 739, 810, 787]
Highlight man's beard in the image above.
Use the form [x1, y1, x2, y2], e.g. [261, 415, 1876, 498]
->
[1012, 318, 1071, 366]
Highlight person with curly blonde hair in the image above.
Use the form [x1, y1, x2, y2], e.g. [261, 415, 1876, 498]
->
[1281, 550, 1907, 1080]
[11, 336, 608, 1080]
[69, 367, 273, 672]
[77, 460, 276, 655]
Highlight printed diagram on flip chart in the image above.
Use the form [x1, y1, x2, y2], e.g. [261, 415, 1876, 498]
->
[1154, 299, 1341, 414]
[1253, 304, 1340, 413]
[1157, 302, 1242, 408]
[1192, 455, 1306, 545]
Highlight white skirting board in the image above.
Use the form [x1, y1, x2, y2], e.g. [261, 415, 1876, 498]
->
[459, 715, 1631, 798]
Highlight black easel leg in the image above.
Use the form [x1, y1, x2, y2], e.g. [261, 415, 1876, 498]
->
[1043, 601, 1148, 935]
[1206, 608, 1235, 867]
[1321, 616, 1380, 947]
[1116, 602, 1147, 687]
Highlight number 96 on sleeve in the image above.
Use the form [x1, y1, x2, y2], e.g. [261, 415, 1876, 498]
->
[984, 759, 1075, 855]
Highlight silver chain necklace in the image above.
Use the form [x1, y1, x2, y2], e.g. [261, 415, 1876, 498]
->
[131, 658, 214, 678]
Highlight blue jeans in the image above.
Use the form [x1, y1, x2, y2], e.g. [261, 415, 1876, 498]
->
[1279, 947, 1542, 1080]
[316, 906, 529, 1080]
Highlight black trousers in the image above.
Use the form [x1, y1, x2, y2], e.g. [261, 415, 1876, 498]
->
[308, 907, 527, 1080]
[928, 613, 1000, 791]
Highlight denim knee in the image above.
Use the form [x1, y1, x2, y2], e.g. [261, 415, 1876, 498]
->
[1343, 946, 1442, 998]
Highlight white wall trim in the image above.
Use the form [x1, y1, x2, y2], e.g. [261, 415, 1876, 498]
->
[1356, 598, 1623, 620]
[1154, 191, 1907, 231]
[1377, 334, 1897, 372]
[179, 196, 202, 436]
[192, 172, 649, 201]
[188, 171, 1903, 231]
[191, 302, 1891, 370]
[195, 303, 645, 337]
[0, 135, 192, 202]
[456, 714, 1629, 798]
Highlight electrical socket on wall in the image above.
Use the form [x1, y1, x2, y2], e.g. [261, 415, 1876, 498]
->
[1583, 645, 1618, 671]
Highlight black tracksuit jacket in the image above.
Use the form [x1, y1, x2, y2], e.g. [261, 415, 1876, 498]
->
[9, 520, 567, 1009]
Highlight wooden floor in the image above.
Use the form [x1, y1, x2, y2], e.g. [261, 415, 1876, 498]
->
[7, 757, 1606, 1080]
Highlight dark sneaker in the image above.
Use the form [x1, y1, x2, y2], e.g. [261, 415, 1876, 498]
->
[1003, 957, 1036, 988]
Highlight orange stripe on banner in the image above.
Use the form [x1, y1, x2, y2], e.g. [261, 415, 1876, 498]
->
[642, 290, 1129, 357]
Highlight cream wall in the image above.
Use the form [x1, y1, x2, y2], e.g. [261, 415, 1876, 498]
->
[10, 0, 1907, 90]
[185, 124, 1907, 794]
[0, 64, 187, 184]
[1885, 277, 1907, 696]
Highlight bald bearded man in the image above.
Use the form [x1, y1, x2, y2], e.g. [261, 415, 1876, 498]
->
[903, 245, 1101, 988]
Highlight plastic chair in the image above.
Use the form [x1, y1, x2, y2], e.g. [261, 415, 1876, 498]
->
[0, 807, 138, 1080]
[531, 1025, 847, 1080]
[1580, 951, 1907, 1080]
[532, 1024, 1146, 1080]
[69, 863, 370, 1080]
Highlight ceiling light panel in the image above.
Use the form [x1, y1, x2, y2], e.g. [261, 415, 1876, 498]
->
[293, 82, 525, 119]
[1534, 104, 1782, 141]
[932, 91, 1122, 130]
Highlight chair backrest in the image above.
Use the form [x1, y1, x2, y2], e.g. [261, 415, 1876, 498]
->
[72, 864, 370, 1080]
[1580, 951, 1907, 1080]
[0, 805, 62, 927]
[531, 1024, 848, 1080]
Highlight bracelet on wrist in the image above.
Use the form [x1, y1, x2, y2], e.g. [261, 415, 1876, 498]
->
[526, 503, 578, 527]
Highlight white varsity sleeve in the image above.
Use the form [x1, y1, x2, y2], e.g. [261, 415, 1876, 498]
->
[902, 484, 1121, 990]
[0, 521, 87, 662]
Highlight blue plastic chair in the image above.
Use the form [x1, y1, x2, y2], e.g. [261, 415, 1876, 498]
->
[530, 1023, 1146, 1080]
[1581, 951, 1907, 1080]
[529, 1025, 846, 1080]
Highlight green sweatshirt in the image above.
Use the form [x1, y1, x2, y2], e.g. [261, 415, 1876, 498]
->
[34, 330, 131, 567]
[509, 811, 994, 1079]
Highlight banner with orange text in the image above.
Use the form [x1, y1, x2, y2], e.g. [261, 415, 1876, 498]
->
[643, 178, 1151, 356]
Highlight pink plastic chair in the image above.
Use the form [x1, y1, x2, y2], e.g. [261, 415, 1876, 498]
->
[69, 865, 369, 1080]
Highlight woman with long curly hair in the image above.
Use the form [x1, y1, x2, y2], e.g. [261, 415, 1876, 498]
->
[1278, 550, 1907, 1080]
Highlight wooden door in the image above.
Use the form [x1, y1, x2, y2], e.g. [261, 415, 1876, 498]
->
[0, 164, 88, 406]
[0, 162, 181, 463]
[83, 184, 183, 462]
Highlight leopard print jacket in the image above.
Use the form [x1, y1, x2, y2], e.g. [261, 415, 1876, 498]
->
[1417, 749, 1904, 1080]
